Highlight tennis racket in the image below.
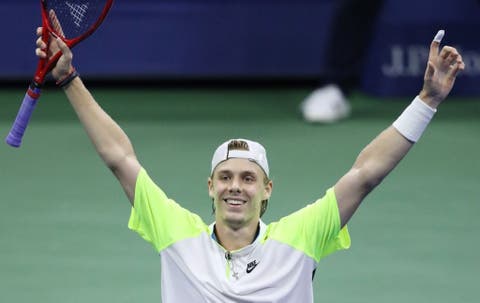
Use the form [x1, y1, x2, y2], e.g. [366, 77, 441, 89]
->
[6, 0, 114, 148]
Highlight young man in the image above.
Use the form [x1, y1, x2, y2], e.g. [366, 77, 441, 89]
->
[35, 28, 464, 302]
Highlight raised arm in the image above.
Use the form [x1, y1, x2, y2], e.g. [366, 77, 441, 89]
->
[36, 28, 141, 204]
[334, 30, 465, 228]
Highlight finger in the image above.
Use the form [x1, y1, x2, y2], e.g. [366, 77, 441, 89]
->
[440, 46, 458, 61]
[424, 61, 435, 80]
[445, 52, 459, 67]
[429, 29, 444, 60]
[446, 61, 463, 79]
[456, 54, 466, 70]
[35, 48, 47, 59]
[36, 37, 47, 50]
[433, 29, 445, 43]
[54, 37, 72, 60]
[452, 55, 466, 73]
[49, 9, 65, 37]
[55, 37, 68, 51]
[36, 27, 50, 47]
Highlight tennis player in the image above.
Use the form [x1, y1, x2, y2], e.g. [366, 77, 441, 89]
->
[35, 28, 464, 302]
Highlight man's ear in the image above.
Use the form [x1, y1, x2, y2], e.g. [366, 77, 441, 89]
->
[264, 180, 273, 200]
[207, 177, 214, 198]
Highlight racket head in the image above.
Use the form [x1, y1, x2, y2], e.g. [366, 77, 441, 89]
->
[42, 0, 114, 45]
[34, 0, 114, 83]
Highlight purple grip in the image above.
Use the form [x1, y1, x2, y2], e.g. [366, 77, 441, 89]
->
[5, 87, 41, 148]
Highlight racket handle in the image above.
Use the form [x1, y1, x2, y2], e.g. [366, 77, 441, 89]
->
[5, 85, 41, 148]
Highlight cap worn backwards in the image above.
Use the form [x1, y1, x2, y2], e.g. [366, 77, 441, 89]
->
[211, 138, 269, 177]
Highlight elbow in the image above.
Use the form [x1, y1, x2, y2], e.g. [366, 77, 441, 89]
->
[353, 165, 386, 194]
[97, 145, 134, 172]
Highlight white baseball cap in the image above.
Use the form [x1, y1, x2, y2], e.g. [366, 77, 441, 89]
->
[211, 138, 269, 177]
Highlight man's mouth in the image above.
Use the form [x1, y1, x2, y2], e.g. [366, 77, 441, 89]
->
[224, 198, 246, 206]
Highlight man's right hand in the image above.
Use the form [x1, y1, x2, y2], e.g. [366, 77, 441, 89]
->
[35, 26, 74, 82]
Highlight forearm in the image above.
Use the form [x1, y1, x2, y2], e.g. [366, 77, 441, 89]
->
[63, 77, 136, 170]
[353, 126, 413, 189]
[335, 97, 435, 226]
[334, 126, 413, 227]
[352, 96, 436, 189]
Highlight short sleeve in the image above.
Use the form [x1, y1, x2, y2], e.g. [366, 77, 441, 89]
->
[128, 168, 207, 252]
[267, 188, 351, 262]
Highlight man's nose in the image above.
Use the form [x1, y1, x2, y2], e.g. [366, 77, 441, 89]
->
[228, 177, 241, 193]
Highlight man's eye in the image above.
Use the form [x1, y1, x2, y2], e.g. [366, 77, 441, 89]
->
[244, 176, 254, 182]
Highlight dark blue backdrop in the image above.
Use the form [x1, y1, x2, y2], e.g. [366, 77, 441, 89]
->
[2, 0, 479, 96]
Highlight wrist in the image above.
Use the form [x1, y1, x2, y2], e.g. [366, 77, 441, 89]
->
[56, 67, 79, 88]
[419, 90, 441, 109]
[392, 96, 437, 143]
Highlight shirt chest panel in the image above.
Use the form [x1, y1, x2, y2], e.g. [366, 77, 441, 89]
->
[160, 233, 316, 301]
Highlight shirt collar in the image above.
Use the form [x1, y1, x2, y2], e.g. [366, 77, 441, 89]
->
[209, 220, 266, 246]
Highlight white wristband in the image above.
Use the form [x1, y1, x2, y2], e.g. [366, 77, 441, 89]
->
[392, 96, 437, 142]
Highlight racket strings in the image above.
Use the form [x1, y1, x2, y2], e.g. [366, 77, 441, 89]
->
[65, 2, 89, 27]
[45, 0, 106, 39]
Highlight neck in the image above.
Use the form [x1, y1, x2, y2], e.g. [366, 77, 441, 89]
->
[214, 221, 260, 251]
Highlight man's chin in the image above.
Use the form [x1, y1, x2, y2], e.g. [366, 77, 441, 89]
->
[220, 214, 248, 229]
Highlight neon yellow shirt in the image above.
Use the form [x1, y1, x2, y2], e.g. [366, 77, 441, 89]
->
[129, 168, 350, 302]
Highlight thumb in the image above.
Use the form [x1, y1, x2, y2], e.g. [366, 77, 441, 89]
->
[54, 37, 74, 69]
[55, 37, 71, 57]
[52, 37, 74, 80]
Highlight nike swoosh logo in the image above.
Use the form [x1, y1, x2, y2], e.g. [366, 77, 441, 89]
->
[246, 260, 259, 274]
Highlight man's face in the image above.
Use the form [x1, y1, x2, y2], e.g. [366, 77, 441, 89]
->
[208, 158, 272, 229]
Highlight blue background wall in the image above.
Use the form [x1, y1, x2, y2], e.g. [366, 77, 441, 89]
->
[2, 0, 479, 96]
